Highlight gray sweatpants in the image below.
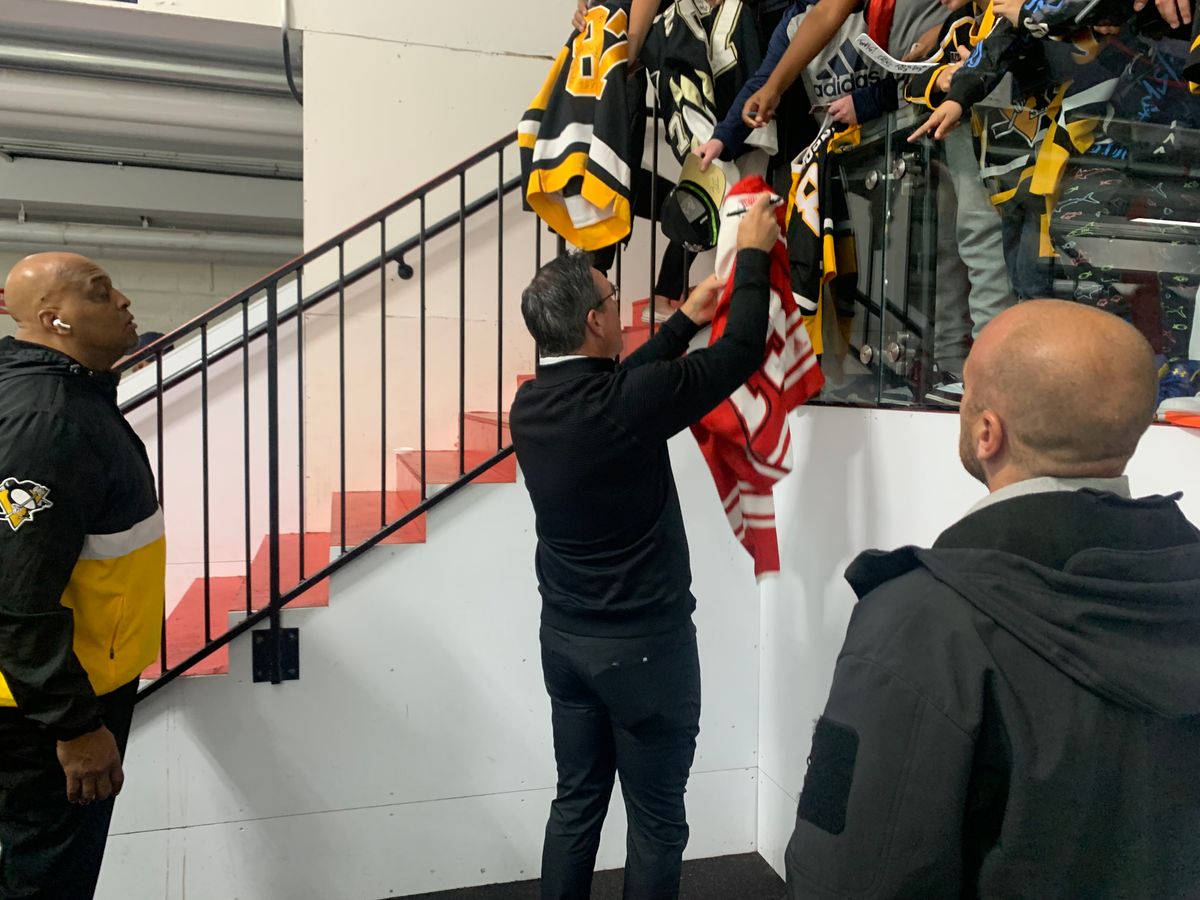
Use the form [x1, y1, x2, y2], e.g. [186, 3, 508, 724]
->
[932, 127, 1015, 374]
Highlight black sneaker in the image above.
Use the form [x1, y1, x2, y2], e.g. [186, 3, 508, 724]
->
[925, 372, 964, 408]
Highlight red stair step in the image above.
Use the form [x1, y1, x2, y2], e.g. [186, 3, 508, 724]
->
[461, 411, 511, 454]
[249, 532, 331, 609]
[144, 532, 332, 681]
[629, 297, 682, 324]
[622, 322, 651, 355]
[396, 449, 516, 493]
[143, 576, 247, 678]
[330, 491, 426, 549]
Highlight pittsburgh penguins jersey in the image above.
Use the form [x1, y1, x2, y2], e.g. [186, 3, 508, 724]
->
[519, 3, 642, 251]
[985, 39, 1125, 257]
[785, 121, 860, 356]
[641, 0, 776, 163]
[941, 11, 1127, 257]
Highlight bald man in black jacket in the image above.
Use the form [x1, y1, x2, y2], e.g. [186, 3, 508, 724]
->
[786, 300, 1200, 899]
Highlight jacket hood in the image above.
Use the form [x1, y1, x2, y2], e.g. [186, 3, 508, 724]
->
[0, 336, 120, 396]
[847, 490, 1200, 719]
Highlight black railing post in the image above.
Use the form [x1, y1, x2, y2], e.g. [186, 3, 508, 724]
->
[266, 282, 283, 685]
[650, 91, 660, 338]
[155, 353, 167, 674]
[201, 325, 211, 643]
[534, 207, 542, 364]
[614, 244, 624, 309]
[296, 269, 306, 579]
[420, 196, 428, 501]
[420, 195, 429, 501]
[338, 243, 347, 552]
[497, 150, 505, 449]
[380, 220, 389, 527]
[242, 300, 253, 615]
[460, 172, 468, 476]
[616, 245, 626, 363]
[534, 210, 543, 270]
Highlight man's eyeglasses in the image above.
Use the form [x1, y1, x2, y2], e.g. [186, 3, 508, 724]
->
[594, 285, 620, 311]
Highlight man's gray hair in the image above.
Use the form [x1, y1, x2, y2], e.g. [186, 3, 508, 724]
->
[520, 252, 598, 357]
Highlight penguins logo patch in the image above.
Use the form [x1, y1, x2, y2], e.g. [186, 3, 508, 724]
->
[0, 477, 54, 532]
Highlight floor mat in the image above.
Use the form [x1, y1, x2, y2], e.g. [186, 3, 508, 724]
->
[394, 852, 786, 899]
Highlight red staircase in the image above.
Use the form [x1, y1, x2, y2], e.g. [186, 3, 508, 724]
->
[147, 302, 657, 681]
[146, 408, 513, 679]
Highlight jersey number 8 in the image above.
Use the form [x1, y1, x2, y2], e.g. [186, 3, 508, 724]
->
[567, 7, 630, 100]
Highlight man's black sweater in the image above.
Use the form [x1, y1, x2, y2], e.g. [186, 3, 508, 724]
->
[510, 249, 771, 638]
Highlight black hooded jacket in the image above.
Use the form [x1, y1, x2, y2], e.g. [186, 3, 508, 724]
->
[786, 487, 1200, 899]
[0, 337, 164, 739]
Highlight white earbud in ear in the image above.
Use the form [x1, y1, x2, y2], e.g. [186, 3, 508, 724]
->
[52, 317, 72, 333]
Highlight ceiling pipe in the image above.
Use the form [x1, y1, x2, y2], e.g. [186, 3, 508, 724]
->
[0, 38, 298, 97]
[0, 219, 301, 258]
[0, 69, 301, 137]
[0, 139, 301, 179]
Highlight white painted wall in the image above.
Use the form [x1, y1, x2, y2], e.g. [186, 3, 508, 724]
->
[55, 0, 568, 57]
[754, 407, 1200, 878]
[98, 440, 763, 900]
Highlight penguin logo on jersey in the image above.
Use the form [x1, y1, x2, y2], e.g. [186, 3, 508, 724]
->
[0, 477, 54, 532]
[988, 104, 1042, 146]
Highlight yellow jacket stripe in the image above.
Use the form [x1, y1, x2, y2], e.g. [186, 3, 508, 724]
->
[0, 509, 166, 706]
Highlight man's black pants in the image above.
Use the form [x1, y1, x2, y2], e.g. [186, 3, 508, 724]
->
[0, 680, 139, 899]
[539, 622, 701, 900]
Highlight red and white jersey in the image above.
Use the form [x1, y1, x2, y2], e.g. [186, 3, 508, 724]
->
[690, 176, 825, 579]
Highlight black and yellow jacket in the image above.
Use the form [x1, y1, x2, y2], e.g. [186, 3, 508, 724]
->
[0, 337, 164, 739]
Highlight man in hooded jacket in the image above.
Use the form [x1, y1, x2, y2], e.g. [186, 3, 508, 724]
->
[785, 299, 1200, 899]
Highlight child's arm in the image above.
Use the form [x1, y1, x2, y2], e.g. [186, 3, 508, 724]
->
[1133, 0, 1192, 28]
[904, 14, 976, 109]
[830, 77, 899, 126]
[908, 13, 1021, 141]
[742, 0, 863, 128]
[945, 17, 1018, 109]
[696, 2, 801, 168]
[626, 0, 661, 65]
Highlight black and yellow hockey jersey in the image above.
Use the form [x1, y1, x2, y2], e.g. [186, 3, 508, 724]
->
[641, 0, 776, 162]
[937, 8, 1132, 257]
[520, 3, 642, 251]
[0, 337, 165, 739]
[786, 121, 860, 355]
